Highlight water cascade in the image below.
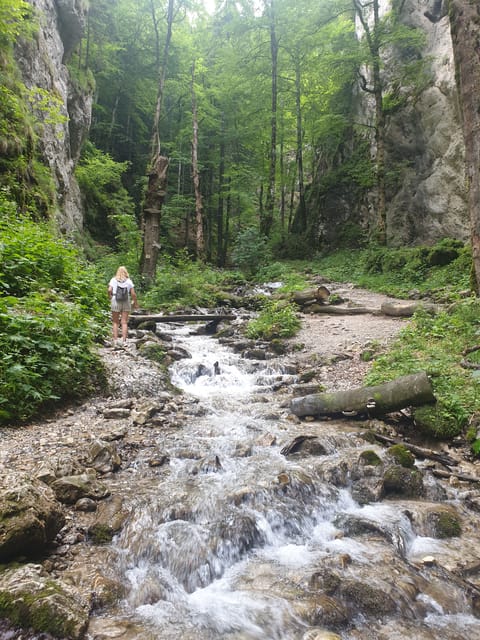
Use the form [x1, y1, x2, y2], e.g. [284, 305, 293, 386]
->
[98, 325, 480, 640]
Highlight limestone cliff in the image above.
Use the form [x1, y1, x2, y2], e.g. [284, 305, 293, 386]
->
[15, 0, 91, 233]
[382, 0, 468, 245]
[313, 0, 468, 248]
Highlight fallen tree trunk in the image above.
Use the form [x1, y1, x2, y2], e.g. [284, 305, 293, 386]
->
[380, 301, 441, 317]
[129, 314, 235, 327]
[292, 286, 330, 305]
[372, 432, 458, 467]
[290, 371, 435, 418]
[303, 305, 378, 315]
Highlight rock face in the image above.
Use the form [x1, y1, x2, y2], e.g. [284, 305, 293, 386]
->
[15, 0, 91, 232]
[317, 0, 468, 247]
[382, 0, 468, 245]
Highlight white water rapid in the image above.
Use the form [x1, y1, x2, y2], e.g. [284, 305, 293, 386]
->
[98, 325, 480, 640]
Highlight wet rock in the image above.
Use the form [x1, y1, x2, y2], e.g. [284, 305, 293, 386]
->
[235, 443, 253, 457]
[0, 473, 65, 562]
[358, 449, 382, 467]
[256, 433, 277, 446]
[412, 503, 462, 538]
[302, 630, 342, 640]
[281, 435, 327, 457]
[386, 444, 416, 468]
[0, 563, 90, 638]
[243, 348, 268, 360]
[131, 401, 165, 425]
[382, 465, 424, 497]
[191, 455, 223, 474]
[88, 495, 128, 544]
[166, 346, 192, 360]
[75, 497, 97, 512]
[295, 593, 349, 626]
[148, 455, 170, 468]
[91, 573, 126, 609]
[51, 473, 110, 505]
[88, 439, 122, 474]
[351, 478, 385, 505]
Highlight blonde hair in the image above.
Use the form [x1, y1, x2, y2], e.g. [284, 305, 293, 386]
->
[115, 266, 129, 282]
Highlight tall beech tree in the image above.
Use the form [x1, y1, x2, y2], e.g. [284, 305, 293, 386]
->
[140, 0, 174, 282]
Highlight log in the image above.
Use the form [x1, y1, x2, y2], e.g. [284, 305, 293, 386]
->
[380, 301, 441, 317]
[292, 286, 330, 305]
[290, 371, 435, 418]
[304, 304, 378, 315]
[129, 313, 235, 327]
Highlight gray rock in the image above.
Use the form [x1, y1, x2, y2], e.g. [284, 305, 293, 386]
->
[0, 563, 89, 639]
[88, 439, 122, 474]
[51, 473, 110, 504]
[0, 473, 65, 562]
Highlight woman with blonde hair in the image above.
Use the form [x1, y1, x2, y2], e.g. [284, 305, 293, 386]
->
[108, 266, 138, 346]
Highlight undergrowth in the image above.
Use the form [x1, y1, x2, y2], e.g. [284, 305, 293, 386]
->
[0, 206, 107, 424]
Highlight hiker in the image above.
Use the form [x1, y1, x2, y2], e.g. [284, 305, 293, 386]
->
[108, 266, 138, 345]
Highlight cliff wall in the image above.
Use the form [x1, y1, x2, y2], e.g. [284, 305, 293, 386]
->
[15, 0, 91, 233]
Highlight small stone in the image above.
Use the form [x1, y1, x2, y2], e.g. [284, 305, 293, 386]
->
[421, 555, 436, 566]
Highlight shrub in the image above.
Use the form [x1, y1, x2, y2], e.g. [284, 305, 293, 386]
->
[246, 300, 300, 340]
[0, 209, 107, 423]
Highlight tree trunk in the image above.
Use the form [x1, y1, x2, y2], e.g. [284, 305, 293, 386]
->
[354, 0, 387, 245]
[291, 59, 307, 233]
[448, 1, 480, 293]
[262, 0, 278, 237]
[140, 0, 174, 282]
[217, 117, 225, 266]
[141, 154, 169, 282]
[290, 371, 435, 417]
[191, 60, 205, 260]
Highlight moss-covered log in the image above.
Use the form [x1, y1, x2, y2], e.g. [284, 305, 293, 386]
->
[290, 371, 435, 418]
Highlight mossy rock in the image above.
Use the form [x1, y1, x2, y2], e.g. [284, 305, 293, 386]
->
[424, 505, 462, 538]
[270, 338, 287, 355]
[300, 370, 316, 383]
[387, 444, 415, 468]
[383, 465, 424, 497]
[0, 564, 89, 638]
[413, 404, 463, 440]
[358, 450, 382, 466]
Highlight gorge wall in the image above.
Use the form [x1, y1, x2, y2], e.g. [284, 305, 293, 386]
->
[15, 0, 91, 233]
[316, 0, 468, 248]
[382, 0, 468, 245]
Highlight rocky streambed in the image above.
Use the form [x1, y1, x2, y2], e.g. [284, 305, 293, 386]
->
[1, 284, 480, 640]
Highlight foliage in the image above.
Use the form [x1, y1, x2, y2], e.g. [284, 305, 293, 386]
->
[0, 206, 107, 424]
[312, 242, 471, 301]
[141, 251, 244, 312]
[231, 227, 272, 277]
[75, 142, 137, 250]
[246, 299, 301, 340]
[363, 301, 480, 437]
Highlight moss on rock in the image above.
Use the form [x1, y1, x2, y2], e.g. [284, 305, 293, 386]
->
[387, 444, 415, 468]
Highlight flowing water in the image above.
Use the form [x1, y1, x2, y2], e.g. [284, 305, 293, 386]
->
[90, 325, 480, 640]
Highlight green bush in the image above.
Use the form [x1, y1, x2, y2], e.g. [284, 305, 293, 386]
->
[0, 209, 107, 423]
[142, 251, 244, 311]
[246, 299, 300, 340]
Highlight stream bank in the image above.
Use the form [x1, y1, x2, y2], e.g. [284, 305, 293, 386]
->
[1, 284, 480, 640]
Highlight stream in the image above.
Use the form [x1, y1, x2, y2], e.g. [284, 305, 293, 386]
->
[86, 323, 480, 640]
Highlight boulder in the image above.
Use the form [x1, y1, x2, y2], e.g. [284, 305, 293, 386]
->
[0, 473, 65, 562]
[88, 495, 128, 544]
[88, 439, 122, 474]
[0, 563, 89, 639]
[51, 473, 110, 505]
